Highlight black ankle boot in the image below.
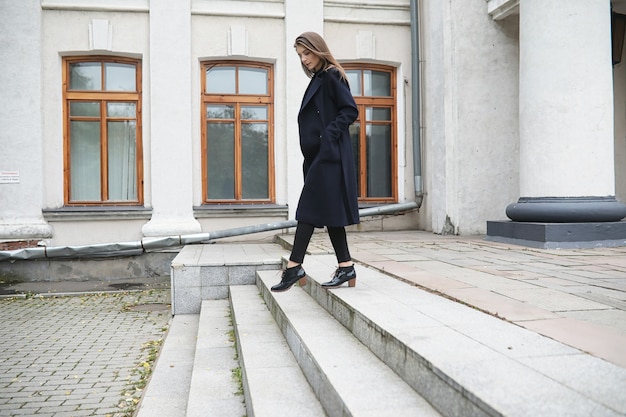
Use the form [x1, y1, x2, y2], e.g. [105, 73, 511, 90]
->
[271, 265, 306, 292]
[321, 265, 356, 288]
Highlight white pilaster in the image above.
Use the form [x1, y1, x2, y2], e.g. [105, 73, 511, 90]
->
[519, 0, 614, 198]
[142, 0, 201, 237]
[284, 0, 324, 220]
[0, 0, 53, 241]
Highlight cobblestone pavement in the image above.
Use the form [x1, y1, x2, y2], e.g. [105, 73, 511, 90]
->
[0, 290, 171, 417]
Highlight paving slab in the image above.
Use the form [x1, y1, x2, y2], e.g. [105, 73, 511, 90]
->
[277, 230, 626, 368]
[294, 254, 626, 417]
[0, 290, 171, 417]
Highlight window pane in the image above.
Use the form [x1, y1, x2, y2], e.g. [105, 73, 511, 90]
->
[363, 70, 391, 97]
[207, 122, 235, 199]
[207, 104, 234, 119]
[107, 102, 136, 118]
[346, 70, 361, 96]
[239, 67, 267, 95]
[366, 124, 392, 197]
[206, 66, 236, 94]
[241, 122, 268, 199]
[70, 102, 100, 117]
[105, 63, 136, 91]
[70, 121, 101, 201]
[349, 123, 361, 197]
[69, 62, 102, 90]
[241, 106, 267, 120]
[366, 107, 391, 121]
[108, 121, 137, 201]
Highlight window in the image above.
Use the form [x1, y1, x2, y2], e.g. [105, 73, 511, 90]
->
[63, 57, 143, 205]
[345, 65, 397, 202]
[201, 62, 274, 203]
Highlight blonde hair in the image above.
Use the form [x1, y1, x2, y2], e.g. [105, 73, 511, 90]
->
[294, 32, 348, 80]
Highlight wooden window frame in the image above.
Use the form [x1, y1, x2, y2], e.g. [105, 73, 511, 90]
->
[62, 56, 143, 206]
[201, 61, 275, 204]
[344, 63, 398, 203]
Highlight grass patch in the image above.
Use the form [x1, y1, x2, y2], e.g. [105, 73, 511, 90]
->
[116, 337, 166, 416]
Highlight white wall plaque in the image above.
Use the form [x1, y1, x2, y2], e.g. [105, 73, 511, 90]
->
[0, 171, 20, 184]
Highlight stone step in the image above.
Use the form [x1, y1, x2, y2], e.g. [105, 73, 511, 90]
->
[145, 242, 626, 417]
[136, 314, 199, 417]
[257, 270, 443, 417]
[186, 299, 246, 417]
[170, 243, 289, 314]
[230, 284, 327, 417]
[296, 254, 625, 417]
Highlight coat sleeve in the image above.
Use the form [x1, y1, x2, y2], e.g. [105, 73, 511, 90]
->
[322, 69, 358, 142]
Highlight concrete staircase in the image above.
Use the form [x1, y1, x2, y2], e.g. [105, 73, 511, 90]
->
[136, 243, 626, 417]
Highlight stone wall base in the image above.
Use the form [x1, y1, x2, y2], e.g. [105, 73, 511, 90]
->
[486, 221, 626, 249]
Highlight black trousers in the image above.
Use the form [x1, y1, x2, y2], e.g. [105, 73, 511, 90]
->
[289, 222, 351, 265]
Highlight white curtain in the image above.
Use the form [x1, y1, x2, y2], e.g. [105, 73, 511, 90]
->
[108, 120, 137, 201]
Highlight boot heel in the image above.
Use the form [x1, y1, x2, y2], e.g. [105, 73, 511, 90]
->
[299, 277, 307, 286]
[348, 278, 356, 287]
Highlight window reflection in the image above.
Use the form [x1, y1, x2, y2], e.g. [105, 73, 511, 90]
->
[364, 70, 391, 96]
[239, 67, 267, 95]
[70, 102, 100, 117]
[241, 106, 267, 120]
[366, 107, 391, 121]
[207, 105, 235, 119]
[242, 122, 268, 199]
[207, 122, 235, 199]
[206, 66, 236, 94]
[366, 124, 392, 197]
[69, 63, 101, 90]
[69, 62, 137, 92]
[347, 70, 361, 96]
[107, 102, 136, 118]
[105, 63, 136, 91]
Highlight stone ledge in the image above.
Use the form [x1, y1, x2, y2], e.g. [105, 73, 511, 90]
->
[170, 243, 288, 314]
[486, 0, 519, 20]
[486, 220, 626, 249]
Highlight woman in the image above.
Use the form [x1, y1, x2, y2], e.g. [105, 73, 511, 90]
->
[271, 32, 360, 292]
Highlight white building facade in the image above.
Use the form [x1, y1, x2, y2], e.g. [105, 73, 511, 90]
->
[1, 0, 626, 248]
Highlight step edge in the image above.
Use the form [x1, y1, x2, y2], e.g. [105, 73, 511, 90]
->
[185, 299, 246, 417]
[136, 314, 199, 417]
[230, 284, 327, 417]
[256, 272, 443, 417]
[256, 274, 348, 416]
[292, 262, 623, 417]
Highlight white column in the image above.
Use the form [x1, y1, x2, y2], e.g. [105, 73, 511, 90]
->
[284, 0, 324, 220]
[0, 0, 53, 242]
[509, 0, 626, 222]
[142, 0, 201, 237]
[520, 0, 613, 197]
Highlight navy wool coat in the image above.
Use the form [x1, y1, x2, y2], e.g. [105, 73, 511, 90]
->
[296, 67, 360, 228]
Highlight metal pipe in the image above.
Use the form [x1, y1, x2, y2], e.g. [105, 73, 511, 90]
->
[0, 202, 418, 262]
[410, 0, 423, 199]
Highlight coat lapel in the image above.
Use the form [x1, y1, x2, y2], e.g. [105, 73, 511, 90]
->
[299, 75, 322, 113]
